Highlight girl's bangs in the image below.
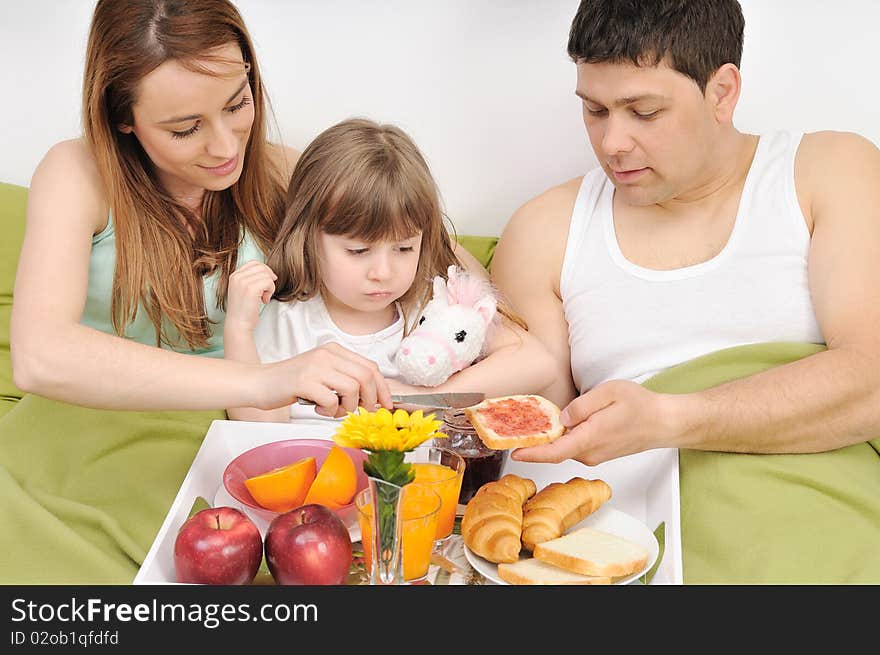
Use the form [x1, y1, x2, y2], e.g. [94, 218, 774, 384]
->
[321, 174, 431, 242]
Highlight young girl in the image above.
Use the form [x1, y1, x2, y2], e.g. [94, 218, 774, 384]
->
[225, 118, 556, 422]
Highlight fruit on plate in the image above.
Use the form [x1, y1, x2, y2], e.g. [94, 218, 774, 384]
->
[264, 504, 352, 585]
[244, 456, 317, 512]
[302, 446, 357, 510]
[173, 507, 263, 585]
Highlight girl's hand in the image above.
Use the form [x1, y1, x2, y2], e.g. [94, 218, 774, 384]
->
[225, 260, 277, 336]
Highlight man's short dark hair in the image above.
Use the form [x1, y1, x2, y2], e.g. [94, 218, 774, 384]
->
[567, 0, 745, 93]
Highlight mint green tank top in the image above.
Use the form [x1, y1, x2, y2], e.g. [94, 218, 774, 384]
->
[80, 216, 265, 358]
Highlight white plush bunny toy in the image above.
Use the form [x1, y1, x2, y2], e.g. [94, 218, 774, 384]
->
[394, 265, 498, 387]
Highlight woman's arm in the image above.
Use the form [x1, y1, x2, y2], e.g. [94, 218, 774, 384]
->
[11, 140, 389, 415]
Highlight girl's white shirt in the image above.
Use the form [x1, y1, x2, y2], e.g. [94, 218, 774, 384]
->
[253, 294, 405, 421]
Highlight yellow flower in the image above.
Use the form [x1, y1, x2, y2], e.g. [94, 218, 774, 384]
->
[333, 407, 447, 453]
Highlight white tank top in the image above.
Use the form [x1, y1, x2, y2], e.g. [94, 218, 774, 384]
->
[561, 131, 824, 392]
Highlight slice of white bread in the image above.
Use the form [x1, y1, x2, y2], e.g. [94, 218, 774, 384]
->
[497, 557, 612, 585]
[464, 394, 565, 450]
[533, 527, 649, 578]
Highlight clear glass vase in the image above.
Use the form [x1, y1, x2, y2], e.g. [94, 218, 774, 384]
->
[356, 477, 405, 585]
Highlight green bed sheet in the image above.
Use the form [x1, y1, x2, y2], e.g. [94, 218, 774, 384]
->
[0, 396, 223, 583]
[644, 342, 880, 584]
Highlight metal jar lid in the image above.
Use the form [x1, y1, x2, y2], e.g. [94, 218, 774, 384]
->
[440, 408, 477, 434]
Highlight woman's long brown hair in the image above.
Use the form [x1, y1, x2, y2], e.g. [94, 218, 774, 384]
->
[83, 0, 286, 349]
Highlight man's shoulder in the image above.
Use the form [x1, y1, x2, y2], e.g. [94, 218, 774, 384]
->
[519, 174, 584, 214]
[795, 131, 880, 209]
[504, 174, 588, 237]
[494, 173, 596, 281]
[798, 130, 879, 169]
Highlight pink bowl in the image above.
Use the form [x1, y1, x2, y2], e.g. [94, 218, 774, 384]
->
[222, 439, 369, 525]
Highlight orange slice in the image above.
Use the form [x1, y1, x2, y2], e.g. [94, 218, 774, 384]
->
[244, 456, 317, 513]
[303, 446, 358, 510]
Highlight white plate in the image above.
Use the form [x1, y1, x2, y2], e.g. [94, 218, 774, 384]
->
[463, 505, 659, 585]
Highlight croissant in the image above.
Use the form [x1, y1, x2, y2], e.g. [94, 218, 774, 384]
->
[461, 474, 537, 563]
[521, 478, 612, 552]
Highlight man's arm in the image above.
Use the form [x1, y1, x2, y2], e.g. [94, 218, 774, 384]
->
[490, 178, 582, 408]
[516, 132, 880, 466]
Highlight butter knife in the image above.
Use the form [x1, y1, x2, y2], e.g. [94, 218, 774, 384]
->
[296, 391, 485, 410]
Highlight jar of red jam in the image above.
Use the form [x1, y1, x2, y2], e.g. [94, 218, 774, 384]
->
[436, 409, 508, 505]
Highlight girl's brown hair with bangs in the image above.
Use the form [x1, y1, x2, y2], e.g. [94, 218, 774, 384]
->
[83, 0, 286, 350]
[268, 118, 462, 334]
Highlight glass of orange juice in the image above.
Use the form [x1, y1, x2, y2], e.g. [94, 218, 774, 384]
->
[407, 445, 465, 545]
[356, 484, 441, 584]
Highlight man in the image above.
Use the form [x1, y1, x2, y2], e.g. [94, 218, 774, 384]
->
[493, 0, 880, 468]
[492, 0, 880, 584]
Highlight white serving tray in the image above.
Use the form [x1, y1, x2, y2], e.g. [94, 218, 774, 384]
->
[135, 418, 343, 585]
[136, 419, 682, 585]
[502, 447, 683, 585]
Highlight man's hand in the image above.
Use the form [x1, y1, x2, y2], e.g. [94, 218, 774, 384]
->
[511, 380, 676, 466]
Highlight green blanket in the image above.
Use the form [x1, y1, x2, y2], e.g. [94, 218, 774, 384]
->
[644, 342, 880, 584]
[0, 396, 222, 583]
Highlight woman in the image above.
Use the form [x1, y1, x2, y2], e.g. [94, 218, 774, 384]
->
[10, 0, 389, 417]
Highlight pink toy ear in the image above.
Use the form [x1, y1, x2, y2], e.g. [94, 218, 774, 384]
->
[432, 275, 448, 307]
[444, 265, 459, 304]
[474, 295, 497, 326]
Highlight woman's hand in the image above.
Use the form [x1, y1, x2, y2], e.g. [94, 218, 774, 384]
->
[258, 342, 394, 418]
[225, 260, 277, 336]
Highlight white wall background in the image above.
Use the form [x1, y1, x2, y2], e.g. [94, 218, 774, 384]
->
[2, 0, 878, 237]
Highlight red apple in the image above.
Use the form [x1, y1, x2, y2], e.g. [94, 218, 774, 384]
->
[265, 504, 352, 585]
[173, 507, 263, 585]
